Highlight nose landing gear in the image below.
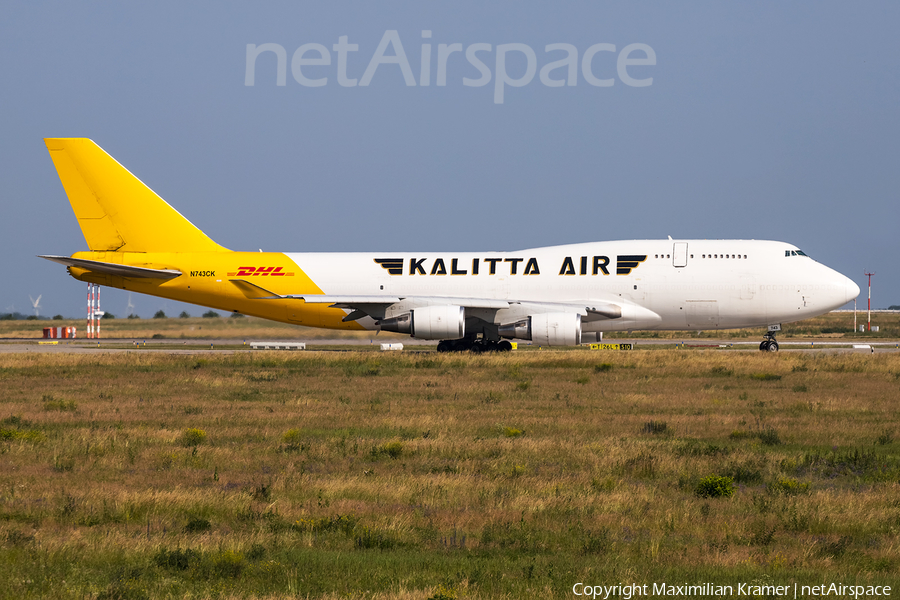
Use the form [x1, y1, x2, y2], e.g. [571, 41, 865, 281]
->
[759, 325, 781, 352]
[759, 336, 779, 352]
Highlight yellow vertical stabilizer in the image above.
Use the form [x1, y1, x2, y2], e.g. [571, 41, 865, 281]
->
[44, 138, 229, 253]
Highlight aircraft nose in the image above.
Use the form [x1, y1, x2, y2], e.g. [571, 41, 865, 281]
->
[845, 277, 861, 304]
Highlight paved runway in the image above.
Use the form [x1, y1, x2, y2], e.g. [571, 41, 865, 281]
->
[0, 337, 434, 354]
[1, 338, 898, 354]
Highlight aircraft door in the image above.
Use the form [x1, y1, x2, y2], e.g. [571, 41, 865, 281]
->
[673, 243, 688, 268]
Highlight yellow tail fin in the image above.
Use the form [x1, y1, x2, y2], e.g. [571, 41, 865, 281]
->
[44, 138, 229, 253]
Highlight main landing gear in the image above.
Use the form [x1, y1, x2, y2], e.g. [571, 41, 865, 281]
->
[436, 339, 513, 353]
[759, 326, 780, 352]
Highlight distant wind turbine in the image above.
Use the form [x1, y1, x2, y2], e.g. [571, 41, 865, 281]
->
[29, 295, 42, 317]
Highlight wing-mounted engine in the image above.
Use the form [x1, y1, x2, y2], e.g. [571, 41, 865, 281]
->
[378, 305, 465, 340]
[498, 312, 582, 346]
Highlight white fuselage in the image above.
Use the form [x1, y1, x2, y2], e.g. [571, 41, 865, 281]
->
[285, 239, 859, 333]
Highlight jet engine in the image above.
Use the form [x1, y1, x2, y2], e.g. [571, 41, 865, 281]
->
[378, 305, 465, 340]
[498, 313, 582, 346]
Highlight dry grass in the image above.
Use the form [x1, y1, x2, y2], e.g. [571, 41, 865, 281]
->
[0, 349, 899, 598]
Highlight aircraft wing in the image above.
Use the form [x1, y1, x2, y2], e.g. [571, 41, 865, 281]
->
[296, 295, 511, 323]
[294, 295, 405, 305]
[228, 281, 517, 321]
[295, 295, 511, 310]
[300, 297, 623, 321]
[228, 279, 623, 323]
[229, 281, 511, 309]
[39, 255, 182, 279]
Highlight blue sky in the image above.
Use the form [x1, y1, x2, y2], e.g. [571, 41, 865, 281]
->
[2, 2, 897, 319]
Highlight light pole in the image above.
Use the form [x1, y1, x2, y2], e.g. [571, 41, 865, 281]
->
[864, 271, 875, 332]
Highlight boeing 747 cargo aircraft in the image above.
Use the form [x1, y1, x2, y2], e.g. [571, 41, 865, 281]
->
[40, 139, 860, 352]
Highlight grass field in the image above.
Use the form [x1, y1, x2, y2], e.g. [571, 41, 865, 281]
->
[2, 311, 898, 342]
[1, 348, 899, 599]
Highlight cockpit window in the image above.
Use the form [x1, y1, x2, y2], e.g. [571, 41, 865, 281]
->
[785, 250, 809, 257]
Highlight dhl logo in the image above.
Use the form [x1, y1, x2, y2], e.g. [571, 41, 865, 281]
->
[227, 266, 295, 277]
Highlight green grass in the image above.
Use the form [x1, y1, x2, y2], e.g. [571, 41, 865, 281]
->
[0, 350, 899, 598]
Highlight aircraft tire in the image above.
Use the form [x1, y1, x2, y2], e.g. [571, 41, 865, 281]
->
[497, 341, 513, 352]
[759, 341, 769, 351]
[437, 341, 451, 353]
[766, 340, 779, 352]
[451, 340, 470, 352]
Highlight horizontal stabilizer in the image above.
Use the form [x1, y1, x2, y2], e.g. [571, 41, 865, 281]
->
[39, 255, 181, 279]
[295, 295, 511, 309]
